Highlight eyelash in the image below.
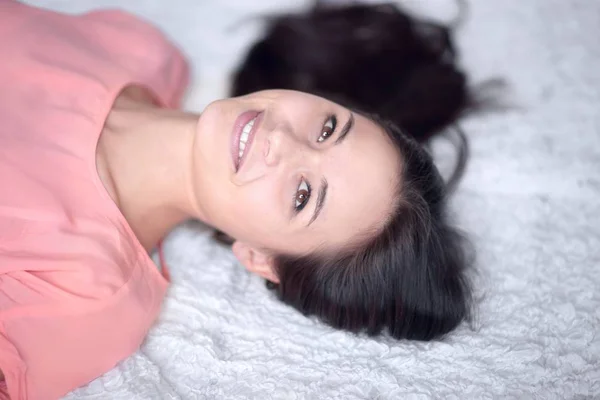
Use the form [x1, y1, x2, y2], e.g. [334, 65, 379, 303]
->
[293, 115, 337, 212]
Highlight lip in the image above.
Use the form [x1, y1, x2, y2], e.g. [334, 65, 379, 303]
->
[231, 110, 263, 173]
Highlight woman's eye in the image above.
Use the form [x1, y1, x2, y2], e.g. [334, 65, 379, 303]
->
[318, 115, 337, 143]
[294, 179, 311, 211]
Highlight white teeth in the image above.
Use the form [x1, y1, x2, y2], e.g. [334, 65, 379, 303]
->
[238, 117, 257, 161]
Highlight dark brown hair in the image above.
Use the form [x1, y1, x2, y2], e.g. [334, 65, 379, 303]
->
[231, 2, 473, 142]
[223, 3, 474, 340]
[272, 117, 471, 340]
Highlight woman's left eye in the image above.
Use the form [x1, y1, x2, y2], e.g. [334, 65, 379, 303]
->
[318, 115, 337, 143]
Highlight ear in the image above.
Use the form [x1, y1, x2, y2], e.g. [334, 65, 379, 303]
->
[231, 241, 280, 284]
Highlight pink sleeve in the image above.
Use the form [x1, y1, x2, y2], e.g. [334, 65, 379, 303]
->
[80, 8, 191, 109]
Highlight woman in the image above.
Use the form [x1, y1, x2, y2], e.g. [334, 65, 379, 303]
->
[0, 1, 471, 399]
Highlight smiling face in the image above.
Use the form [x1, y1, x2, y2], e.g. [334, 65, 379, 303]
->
[191, 90, 400, 280]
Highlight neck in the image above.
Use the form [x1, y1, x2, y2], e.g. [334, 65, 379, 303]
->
[97, 95, 203, 252]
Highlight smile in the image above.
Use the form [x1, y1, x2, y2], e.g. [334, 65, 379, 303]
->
[238, 116, 256, 161]
[232, 110, 263, 172]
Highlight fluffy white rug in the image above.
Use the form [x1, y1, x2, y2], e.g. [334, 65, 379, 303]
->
[23, 0, 600, 398]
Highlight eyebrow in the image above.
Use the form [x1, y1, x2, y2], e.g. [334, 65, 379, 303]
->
[306, 112, 354, 227]
[307, 177, 328, 227]
[334, 112, 354, 145]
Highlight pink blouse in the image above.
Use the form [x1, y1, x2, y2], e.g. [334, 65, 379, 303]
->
[0, 2, 189, 398]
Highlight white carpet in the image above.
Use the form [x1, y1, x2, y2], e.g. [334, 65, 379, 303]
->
[24, 0, 600, 398]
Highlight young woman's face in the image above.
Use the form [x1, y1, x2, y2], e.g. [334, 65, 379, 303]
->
[192, 90, 399, 270]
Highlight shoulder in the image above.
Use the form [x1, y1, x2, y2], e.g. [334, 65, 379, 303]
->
[0, 3, 189, 109]
[1, 2, 187, 70]
[80, 8, 191, 106]
[80, 8, 188, 70]
[80, 8, 191, 104]
[0, 2, 165, 40]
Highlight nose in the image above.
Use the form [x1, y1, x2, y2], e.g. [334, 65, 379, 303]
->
[264, 125, 306, 167]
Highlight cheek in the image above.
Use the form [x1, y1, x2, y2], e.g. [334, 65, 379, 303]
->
[223, 179, 284, 240]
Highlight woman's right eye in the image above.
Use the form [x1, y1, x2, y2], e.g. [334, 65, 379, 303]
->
[294, 179, 311, 212]
[318, 115, 337, 143]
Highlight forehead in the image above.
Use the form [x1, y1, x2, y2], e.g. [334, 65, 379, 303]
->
[257, 89, 343, 111]
[305, 112, 400, 249]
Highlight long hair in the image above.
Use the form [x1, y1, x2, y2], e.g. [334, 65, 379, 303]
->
[231, 2, 474, 143]
[271, 117, 472, 340]
[219, 3, 475, 340]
